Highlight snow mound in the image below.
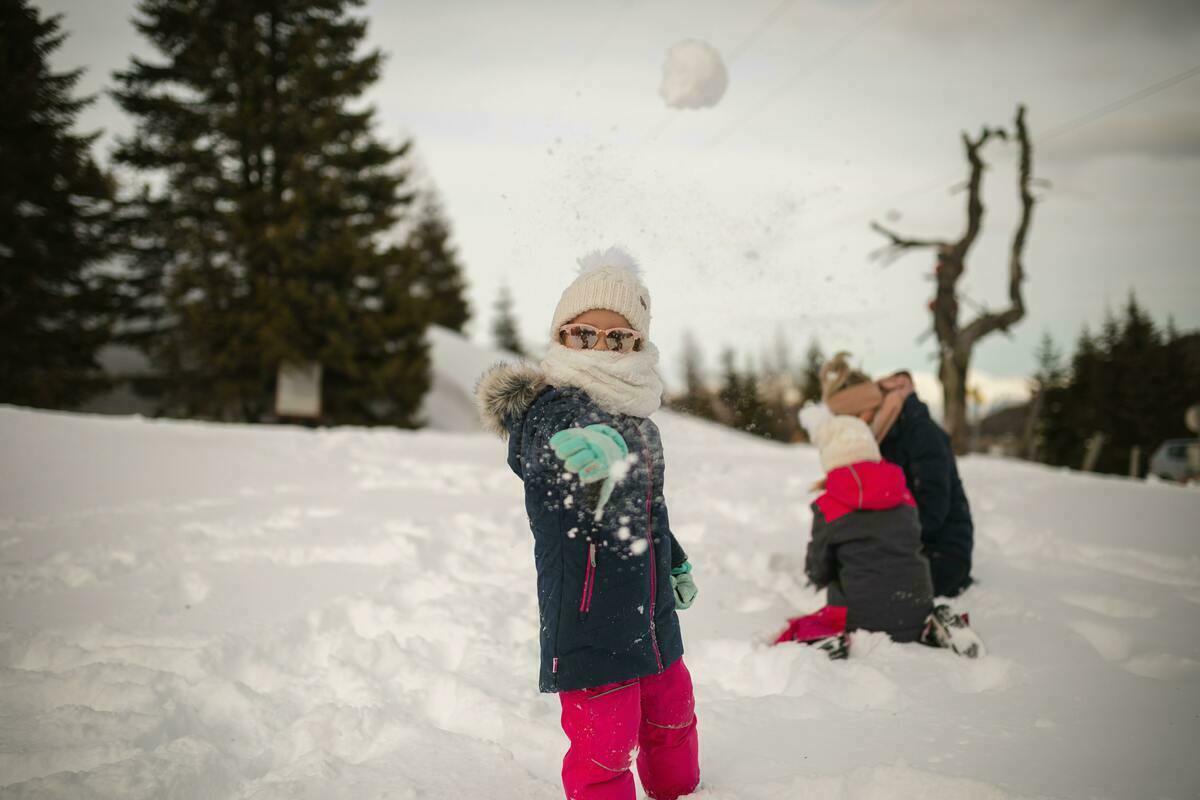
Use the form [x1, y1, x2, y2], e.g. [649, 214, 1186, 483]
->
[421, 325, 516, 432]
[659, 39, 728, 110]
[1, 405, 1199, 798]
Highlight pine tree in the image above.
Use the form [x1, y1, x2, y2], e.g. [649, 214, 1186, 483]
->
[1038, 299, 1198, 478]
[799, 337, 825, 405]
[0, 1, 117, 408]
[1028, 332, 1066, 462]
[409, 197, 469, 333]
[758, 330, 800, 441]
[112, 0, 427, 425]
[717, 348, 743, 427]
[674, 330, 714, 419]
[492, 285, 525, 356]
[738, 356, 774, 439]
[1110, 293, 1165, 475]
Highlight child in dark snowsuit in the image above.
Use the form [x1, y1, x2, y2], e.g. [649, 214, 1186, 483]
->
[778, 408, 984, 658]
[476, 248, 699, 800]
[822, 354, 975, 598]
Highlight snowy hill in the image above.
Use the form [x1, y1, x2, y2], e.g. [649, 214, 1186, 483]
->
[420, 326, 516, 432]
[1, 404, 1199, 799]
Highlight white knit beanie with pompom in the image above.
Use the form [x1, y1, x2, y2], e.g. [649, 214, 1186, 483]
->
[811, 413, 882, 473]
[548, 246, 652, 340]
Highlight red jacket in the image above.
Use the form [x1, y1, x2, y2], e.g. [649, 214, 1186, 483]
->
[814, 461, 916, 523]
[807, 460, 931, 643]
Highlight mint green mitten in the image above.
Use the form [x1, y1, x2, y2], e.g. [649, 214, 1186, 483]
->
[670, 562, 698, 610]
[549, 424, 629, 518]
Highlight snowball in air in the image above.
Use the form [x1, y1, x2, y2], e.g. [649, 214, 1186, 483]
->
[659, 39, 728, 110]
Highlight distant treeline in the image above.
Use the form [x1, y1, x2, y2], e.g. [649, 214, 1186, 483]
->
[1031, 294, 1199, 478]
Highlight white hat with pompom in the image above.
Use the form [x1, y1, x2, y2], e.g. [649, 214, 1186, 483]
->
[549, 246, 652, 340]
[799, 402, 882, 473]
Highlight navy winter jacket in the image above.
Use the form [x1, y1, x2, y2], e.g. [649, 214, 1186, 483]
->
[807, 461, 934, 642]
[878, 394, 974, 596]
[477, 363, 686, 693]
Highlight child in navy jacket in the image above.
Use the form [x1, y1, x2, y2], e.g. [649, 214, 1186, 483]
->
[778, 407, 984, 658]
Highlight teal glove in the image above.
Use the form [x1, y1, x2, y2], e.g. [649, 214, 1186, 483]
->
[670, 562, 697, 610]
[549, 424, 629, 519]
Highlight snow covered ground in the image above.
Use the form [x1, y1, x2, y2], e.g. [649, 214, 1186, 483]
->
[1, 404, 1198, 799]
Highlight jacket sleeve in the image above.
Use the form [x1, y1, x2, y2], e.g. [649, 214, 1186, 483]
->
[661, 503, 689, 569]
[518, 394, 586, 488]
[907, 417, 954, 533]
[805, 509, 837, 588]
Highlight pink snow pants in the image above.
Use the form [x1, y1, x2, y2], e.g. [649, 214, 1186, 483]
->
[558, 658, 699, 800]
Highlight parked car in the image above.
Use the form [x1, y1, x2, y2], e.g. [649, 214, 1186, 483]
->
[1149, 439, 1200, 482]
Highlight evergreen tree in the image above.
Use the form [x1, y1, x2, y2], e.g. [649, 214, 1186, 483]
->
[717, 348, 743, 427]
[717, 349, 772, 438]
[738, 355, 774, 439]
[759, 330, 800, 441]
[112, 0, 426, 425]
[1032, 332, 1065, 390]
[1038, 297, 1198, 478]
[1109, 293, 1163, 473]
[408, 197, 469, 333]
[0, 1, 117, 408]
[799, 337, 825, 405]
[673, 330, 714, 419]
[491, 285, 524, 356]
[1029, 332, 1066, 462]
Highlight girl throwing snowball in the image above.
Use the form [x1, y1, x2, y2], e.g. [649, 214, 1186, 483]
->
[477, 247, 699, 800]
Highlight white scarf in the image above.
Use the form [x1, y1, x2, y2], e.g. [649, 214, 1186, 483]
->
[540, 342, 664, 418]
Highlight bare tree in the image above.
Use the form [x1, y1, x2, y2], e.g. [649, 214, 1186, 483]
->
[871, 105, 1036, 453]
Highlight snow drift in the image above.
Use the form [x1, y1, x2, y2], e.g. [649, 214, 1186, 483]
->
[1, 400, 1198, 798]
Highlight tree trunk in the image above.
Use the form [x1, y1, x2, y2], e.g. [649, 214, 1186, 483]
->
[940, 348, 971, 454]
[1021, 389, 1043, 461]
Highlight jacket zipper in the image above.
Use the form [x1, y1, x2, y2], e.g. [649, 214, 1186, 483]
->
[578, 542, 597, 620]
[636, 425, 664, 672]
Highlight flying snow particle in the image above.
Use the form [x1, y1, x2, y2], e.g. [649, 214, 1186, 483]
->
[659, 40, 728, 110]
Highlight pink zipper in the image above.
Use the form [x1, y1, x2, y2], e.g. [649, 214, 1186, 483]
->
[579, 543, 597, 616]
[636, 425, 664, 672]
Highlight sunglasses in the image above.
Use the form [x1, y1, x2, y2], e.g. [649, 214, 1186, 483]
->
[557, 324, 645, 353]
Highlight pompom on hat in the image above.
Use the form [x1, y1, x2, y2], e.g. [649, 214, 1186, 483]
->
[800, 402, 882, 473]
[548, 246, 652, 340]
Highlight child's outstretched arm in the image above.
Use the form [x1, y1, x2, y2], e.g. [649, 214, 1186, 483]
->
[549, 423, 628, 517]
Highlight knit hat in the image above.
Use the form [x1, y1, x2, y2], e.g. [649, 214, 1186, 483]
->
[821, 351, 883, 417]
[548, 247, 652, 340]
[802, 404, 882, 473]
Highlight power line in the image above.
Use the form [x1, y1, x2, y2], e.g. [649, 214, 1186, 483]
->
[640, 0, 801, 149]
[727, 0, 799, 64]
[797, 61, 1200, 241]
[708, 0, 903, 147]
[1037, 62, 1200, 144]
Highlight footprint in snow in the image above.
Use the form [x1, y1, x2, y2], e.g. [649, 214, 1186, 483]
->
[1060, 592, 1158, 620]
[1067, 619, 1132, 662]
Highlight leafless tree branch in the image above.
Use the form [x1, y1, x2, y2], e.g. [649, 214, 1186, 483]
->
[961, 106, 1032, 349]
[866, 106, 1036, 452]
[868, 221, 949, 264]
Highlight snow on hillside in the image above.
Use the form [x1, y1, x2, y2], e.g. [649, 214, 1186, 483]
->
[1, 404, 1198, 799]
[420, 326, 516, 432]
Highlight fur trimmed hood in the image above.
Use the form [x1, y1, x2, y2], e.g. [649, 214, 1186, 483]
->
[475, 361, 546, 438]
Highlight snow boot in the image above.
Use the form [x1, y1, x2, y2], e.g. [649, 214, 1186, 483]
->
[815, 632, 849, 660]
[921, 604, 985, 658]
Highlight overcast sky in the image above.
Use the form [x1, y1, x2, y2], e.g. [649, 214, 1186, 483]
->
[40, 0, 1200, 404]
